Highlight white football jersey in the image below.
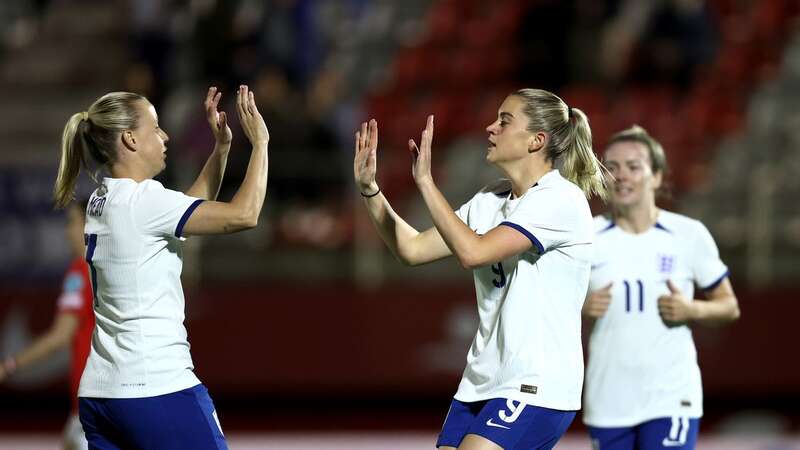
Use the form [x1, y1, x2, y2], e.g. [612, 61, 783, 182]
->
[453, 170, 593, 411]
[582, 210, 729, 427]
[79, 178, 203, 398]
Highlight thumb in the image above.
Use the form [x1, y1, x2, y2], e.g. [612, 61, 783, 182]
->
[601, 282, 613, 292]
[408, 139, 419, 159]
[218, 111, 227, 128]
[666, 279, 680, 294]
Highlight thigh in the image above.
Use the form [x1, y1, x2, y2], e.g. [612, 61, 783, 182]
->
[467, 398, 576, 450]
[108, 384, 228, 450]
[636, 417, 700, 450]
[437, 398, 488, 448]
[587, 425, 636, 450]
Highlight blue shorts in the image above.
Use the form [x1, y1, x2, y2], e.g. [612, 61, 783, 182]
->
[79, 384, 227, 450]
[588, 417, 700, 450]
[437, 398, 576, 449]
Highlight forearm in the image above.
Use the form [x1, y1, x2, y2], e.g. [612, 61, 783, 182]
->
[361, 184, 424, 264]
[416, 179, 481, 268]
[690, 296, 740, 325]
[186, 143, 230, 200]
[12, 331, 71, 372]
[229, 142, 268, 225]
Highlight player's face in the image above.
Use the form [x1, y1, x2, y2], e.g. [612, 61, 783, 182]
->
[604, 141, 662, 208]
[131, 100, 169, 177]
[66, 204, 86, 258]
[485, 96, 534, 164]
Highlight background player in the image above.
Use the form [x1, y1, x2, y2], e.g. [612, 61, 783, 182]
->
[0, 199, 94, 450]
[53, 85, 269, 449]
[582, 125, 740, 449]
[354, 88, 608, 450]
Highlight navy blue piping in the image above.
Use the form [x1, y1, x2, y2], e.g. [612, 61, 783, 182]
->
[175, 199, 204, 238]
[701, 270, 729, 291]
[500, 221, 544, 254]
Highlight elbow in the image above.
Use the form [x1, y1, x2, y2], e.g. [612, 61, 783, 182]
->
[457, 253, 483, 270]
[229, 210, 259, 232]
[728, 303, 741, 322]
[242, 215, 259, 230]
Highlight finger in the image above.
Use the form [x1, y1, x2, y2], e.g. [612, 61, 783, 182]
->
[601, 282, 613, 292]
[368, 119, 378, 151]
[205, 86, 217, 108]
[212, 91, 222, 110]
[354, 130, 361, 154]
[426, 114, 434, 145]
[218, 111, 227, 129]
[360, 122, 368, 150]
[242, 86, 251, 115]
[236, 85, 245, 118]
[666, 279, 680, 294]
[408, 139, 419, 155]
[248, 90, 261, 116]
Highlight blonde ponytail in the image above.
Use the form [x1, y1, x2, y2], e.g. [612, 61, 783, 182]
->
[512, 88, 609, 199]
[52, 92, 146, 209]
[560, 107, 609, 200]
[54, 113, 89, 208]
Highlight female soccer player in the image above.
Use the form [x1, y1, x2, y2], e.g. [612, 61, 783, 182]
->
[581, 125, 740, 450]
[354, 89, 608, 450]
[0, 199, 94, 450]
[53, 85, 269, 450]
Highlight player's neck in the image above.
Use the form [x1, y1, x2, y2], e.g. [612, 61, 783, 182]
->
[503, 159, 552, 198]
[109, 161, 150, 183]
[614, 202, 659, 234]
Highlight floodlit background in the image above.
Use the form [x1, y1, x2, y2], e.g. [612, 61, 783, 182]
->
[1, 0, 799, 448]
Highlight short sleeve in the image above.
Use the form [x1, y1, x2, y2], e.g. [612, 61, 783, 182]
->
[133, 181, 203, 238]
[57, 270, 86, 312]
[690, 221, 729, 290]
[455, 196, 475, 227]
[500, 189, 575, 254]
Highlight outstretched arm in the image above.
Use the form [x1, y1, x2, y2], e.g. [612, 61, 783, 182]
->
[183, 85, 269, 235]
[410, 115, 531, 269]
[354, 119, 451, 266]
[186, 87, 232, 200]
[0, 313, 78, 383]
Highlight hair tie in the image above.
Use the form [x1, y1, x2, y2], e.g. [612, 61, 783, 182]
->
[567, 107, 574, 119]
[80, 111, 89, 122]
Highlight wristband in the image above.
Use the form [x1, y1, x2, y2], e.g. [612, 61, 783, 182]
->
[360, 187, 381, 198]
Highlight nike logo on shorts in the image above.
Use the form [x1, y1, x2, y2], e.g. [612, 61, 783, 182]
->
[486, 418, 511, 430]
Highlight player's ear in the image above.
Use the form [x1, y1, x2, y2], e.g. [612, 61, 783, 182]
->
[528, 131, 546, 153]
[121, 130, 137, 151]
[652, 169, 663, 190]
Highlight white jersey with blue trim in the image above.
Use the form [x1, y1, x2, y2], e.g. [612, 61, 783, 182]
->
[583, 210, 729, 427]
[79, 178, 204, 399]
[453, 170, 593, 411]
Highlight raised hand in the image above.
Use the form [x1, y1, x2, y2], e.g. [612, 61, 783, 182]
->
[235, 85, 269, 145]
[205, 87, 232, 145]
[354, 119, 379, 195]
[658, 280, 694, 327]
[409, 115, 434, 186]
[583, 282, 613, 319]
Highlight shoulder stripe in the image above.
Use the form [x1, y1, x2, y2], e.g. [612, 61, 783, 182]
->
[500, 221, 544, 254]
[701, 270, 729, 291]
[599, 222, 615, 233]
[655, 222, 672, 233]
[175, 199, 204, 238]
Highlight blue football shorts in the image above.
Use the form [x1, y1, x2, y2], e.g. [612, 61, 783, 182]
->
[79, 383, 227, 450]
[437, 397, 576, 449]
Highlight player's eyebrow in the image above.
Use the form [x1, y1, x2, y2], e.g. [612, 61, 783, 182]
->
[500, 112, 514, 120]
